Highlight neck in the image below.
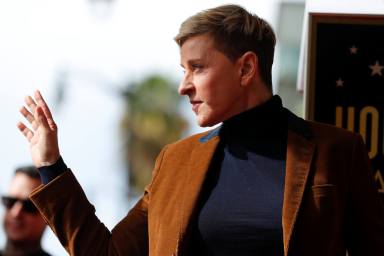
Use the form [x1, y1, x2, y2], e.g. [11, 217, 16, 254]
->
[242, 80, 272, 112]
[222, 95, 287, 158]
[4, 239, 43, 255]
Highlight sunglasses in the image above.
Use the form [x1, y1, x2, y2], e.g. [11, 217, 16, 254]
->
[1, 196, 39, 214]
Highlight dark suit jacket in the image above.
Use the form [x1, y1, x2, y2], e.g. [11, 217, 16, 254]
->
[30, 111, 384, 256]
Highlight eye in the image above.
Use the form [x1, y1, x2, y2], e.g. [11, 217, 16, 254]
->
[191, 63, 203, 71]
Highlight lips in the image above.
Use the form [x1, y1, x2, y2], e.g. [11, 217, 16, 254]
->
[191, 101, 202, 114]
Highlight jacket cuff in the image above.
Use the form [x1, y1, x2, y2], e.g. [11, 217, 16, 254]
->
[38, 156, 68, 184]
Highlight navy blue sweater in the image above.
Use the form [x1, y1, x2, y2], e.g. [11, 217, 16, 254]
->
[197, 95, 287, 256]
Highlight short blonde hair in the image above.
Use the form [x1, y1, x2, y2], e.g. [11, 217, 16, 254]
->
[175, 4, 276, 90]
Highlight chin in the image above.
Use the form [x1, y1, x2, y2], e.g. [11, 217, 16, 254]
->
[196, 116, 220, 128]
[7, 232, 26, 242]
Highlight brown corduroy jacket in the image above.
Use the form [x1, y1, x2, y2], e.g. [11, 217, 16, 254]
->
[30, 111, 384, 256]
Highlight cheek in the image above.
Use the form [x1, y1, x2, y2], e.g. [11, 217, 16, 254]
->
[194, 67, 240, 108]
[4, 212, 13, 224]
[195, 74, 223, 101]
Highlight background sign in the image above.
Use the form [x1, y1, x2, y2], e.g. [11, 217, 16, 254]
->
[306, 13, 384, 195]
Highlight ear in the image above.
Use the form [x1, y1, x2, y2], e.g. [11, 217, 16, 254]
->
[238, 51, 258, 87]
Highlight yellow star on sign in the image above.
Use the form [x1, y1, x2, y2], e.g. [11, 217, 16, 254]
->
[369, 61, 384, 76]
[336, 78, 344, 87]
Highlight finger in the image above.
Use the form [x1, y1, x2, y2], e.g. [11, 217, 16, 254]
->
[34, 90, 53, 119]
[19, 106, 38, 130]
[24, 96, 37, 113]
[34, 90, 56, 130]
[34, 106, 50, 130]
[17, 122, 34, 142]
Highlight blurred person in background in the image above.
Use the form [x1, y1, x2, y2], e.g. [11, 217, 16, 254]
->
[16, 4, 384, 256]
[1, 166, 50, 256]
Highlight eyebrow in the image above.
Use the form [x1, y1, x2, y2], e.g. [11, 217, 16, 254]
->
[180, 58, 205, 68]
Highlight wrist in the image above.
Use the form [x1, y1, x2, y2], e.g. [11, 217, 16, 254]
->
[38, 156, 68, 184]
[38, 150, 60, 167]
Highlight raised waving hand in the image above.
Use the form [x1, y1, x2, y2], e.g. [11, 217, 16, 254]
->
[18, 90, 60, 168]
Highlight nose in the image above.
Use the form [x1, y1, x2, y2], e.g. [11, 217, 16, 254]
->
[178, 72, 193, 96]
[9, 201, 24, 218]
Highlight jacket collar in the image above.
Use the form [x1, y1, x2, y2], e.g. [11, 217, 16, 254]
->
[199, 126, 221, 143]
[285, 108, 313, 139]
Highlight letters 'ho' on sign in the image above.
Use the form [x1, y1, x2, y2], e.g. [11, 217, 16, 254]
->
[305, 13, 384, 194]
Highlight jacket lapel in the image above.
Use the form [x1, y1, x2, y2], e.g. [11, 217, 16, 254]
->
[282, 129, 315, 255]
[176, 128, 220, 251]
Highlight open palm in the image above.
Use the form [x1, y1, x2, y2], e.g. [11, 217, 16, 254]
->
[18, 90, 60, 168]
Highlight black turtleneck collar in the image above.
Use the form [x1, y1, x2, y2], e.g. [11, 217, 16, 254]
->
[220, 95, 287, 159]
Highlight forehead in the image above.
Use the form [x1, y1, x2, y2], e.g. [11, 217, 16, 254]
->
[180, 34, 217, 59]
[8, 173, 41, 198]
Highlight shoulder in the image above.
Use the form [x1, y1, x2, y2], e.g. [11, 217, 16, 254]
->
[151, 127, 220, 167]
[286, 108, 360, 144]
[306, 120, 360, 144]
[301, 119, 365, 158]
[149, 127, 220, 182]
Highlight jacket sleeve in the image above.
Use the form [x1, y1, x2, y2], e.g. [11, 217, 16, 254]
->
[346, 134, 384, 255]
[29, 147, 167, 256]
